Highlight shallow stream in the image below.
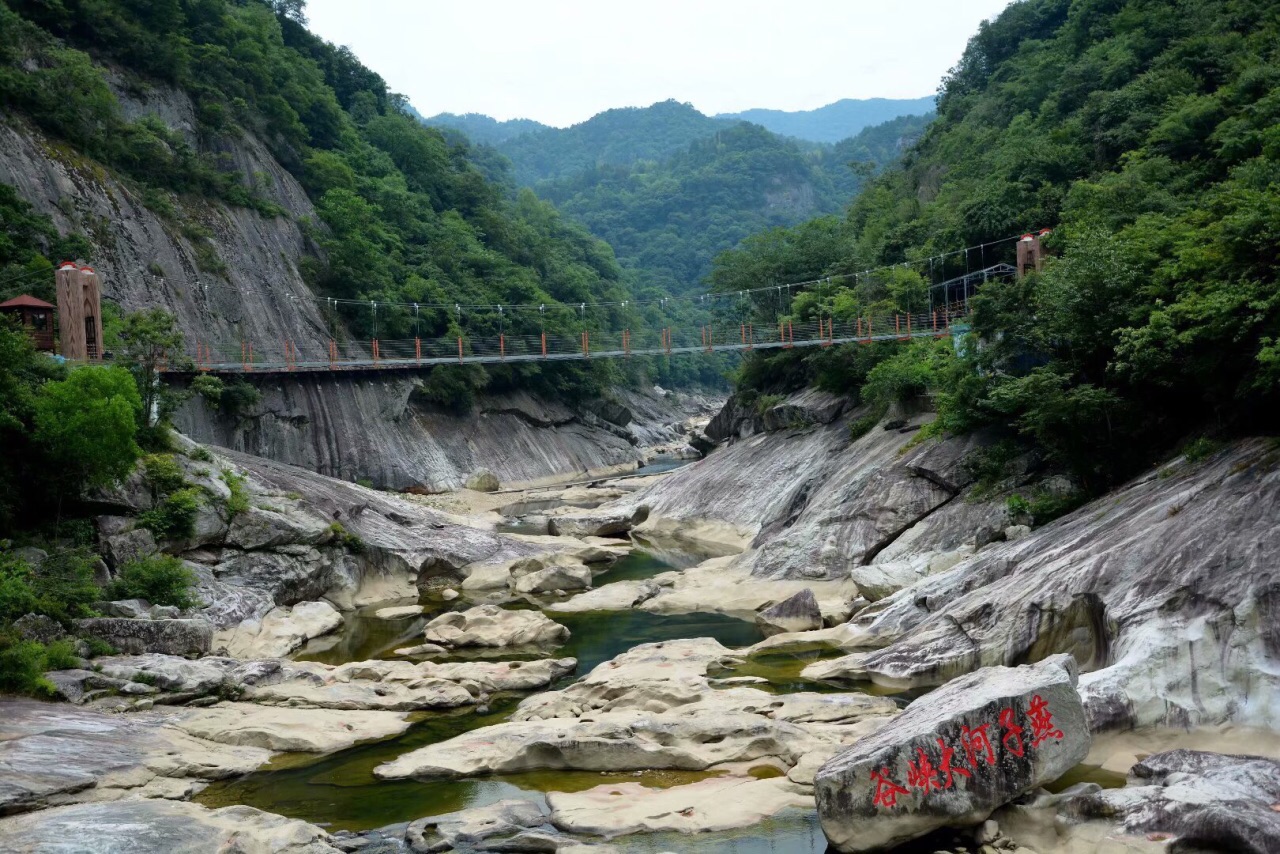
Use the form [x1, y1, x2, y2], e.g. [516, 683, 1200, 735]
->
[198, 548, 838, 850]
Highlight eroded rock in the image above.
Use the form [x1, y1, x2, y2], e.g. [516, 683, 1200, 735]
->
[814, 655, 1090, 852]
[755, 588, 822, 636]
[73, 617, 212, 657]
[422, 604, 570, 648]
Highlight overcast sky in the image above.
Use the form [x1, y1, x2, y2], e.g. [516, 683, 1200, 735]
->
[305, 1, 1014, 127]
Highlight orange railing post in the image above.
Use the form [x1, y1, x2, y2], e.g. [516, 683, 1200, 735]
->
[415, 337, 421, 364]
[541, 332, 547, 359]
[372, 339, 379, 366]
[329, 339, 337, 370]
[457, 336, 463, 363]
[500, 333, 505, 360]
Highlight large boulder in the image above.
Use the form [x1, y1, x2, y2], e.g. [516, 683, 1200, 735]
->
[814, 655, 1090, 852]
[464, 468, 500, 492]
[512, 561, 592, 595]
[422, 604, 569, 648]
[226, 505, 331, 551]
[73, 617, 212, 657]
[755, 588, 822, 636]
[213, 600, 343, 658]
[548, 506, 648, 538]
[103, 527, 158, 569]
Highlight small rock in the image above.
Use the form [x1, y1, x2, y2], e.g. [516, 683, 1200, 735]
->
[441, 588, 459, 601]
[465, 469, 500, 492]
[13, 613, 65, 645]
[755, 589, 822, 636]
[975, 820, 999, 845]
[1004, 525, 1032, 542]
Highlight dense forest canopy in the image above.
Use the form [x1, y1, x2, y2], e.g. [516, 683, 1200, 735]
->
[536, 115, 932, 298]
[713, 0, 1280, 494]
[0, 0, 723, 397]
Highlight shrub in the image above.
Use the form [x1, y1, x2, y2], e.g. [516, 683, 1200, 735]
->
[328, 521, 364, 553]
[191, 374, 225, 407]
[137, 487, 200, 539]
[848, 404, 887, 441]
[1183, 436, 1222, 464]
[0, 549, 101, 624]
[219, 380, 262, 417]
[0, 634, 57, 697]
[107, 554, 197, 609]
[81, 636, 117, 657]
[188, 446, 213, 463]
[142, 453, 186, 496]
[220, 468, 249, 517]
[41, 638, 80, 670]
[1006, 494, 1031, 517]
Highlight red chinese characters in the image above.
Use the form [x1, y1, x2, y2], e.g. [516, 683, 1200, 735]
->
[999, 707, 1025, 757]
[906, 747, 941, 793]
[960, 723, 995, 767]
[871, 767, 911, 808]
[1027, 694, 1064, 747]
[869, 696, 1069, 810]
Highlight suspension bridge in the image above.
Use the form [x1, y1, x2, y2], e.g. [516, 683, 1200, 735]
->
[151, 261, 1015, 376]
[10, 230, 1042, 375]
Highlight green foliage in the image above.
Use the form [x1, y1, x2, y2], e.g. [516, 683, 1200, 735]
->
[116, 309, 188, 430]
[1182, 436, 1222, 463]
[1006, 494, 1032, 517]
[137, 488, 200, 540]
[106, 554, 197, 610]
[0, 634, 59, 697]
[142, 454, 186, 497]
[327, 521, 364, 553]
[81, 636, 117, 657]
[0, 549, 101, 624]
[33, 366, 143, 502]
[192, 374, 261, 418]
[714, 0, 1280, 493]
[862, 340, 954, 407]
[220, 469, 250, 517]
[188, 446, 214, 463]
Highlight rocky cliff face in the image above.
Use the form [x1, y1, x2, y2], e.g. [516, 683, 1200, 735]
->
[615, 392, 1280, 731]
[0, 86, 324, 350]
[2, 83, 717, 489]
[176, 384, 717, 490]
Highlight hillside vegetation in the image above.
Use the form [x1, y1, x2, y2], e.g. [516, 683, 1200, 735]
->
[539, 115, 931, 298]
[0, 0, 720, 398]
[713, 0, 1280, 492]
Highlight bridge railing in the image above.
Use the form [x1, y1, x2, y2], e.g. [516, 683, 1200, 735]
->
[145, 306, 976, 374]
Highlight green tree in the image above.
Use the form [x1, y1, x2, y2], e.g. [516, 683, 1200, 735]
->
[116, 309, 187, 438]
[33, 366, 142, 508]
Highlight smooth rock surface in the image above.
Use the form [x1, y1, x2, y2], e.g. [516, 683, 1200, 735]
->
[214, 600, 343, 658]
[755, 588, 822, 636]
[422, 604, 570, 648]
[548, 775, 811, 836]
[170, 702, 412, 753]
[814, 655, 1090, 853]
[0, 799, 340, 853]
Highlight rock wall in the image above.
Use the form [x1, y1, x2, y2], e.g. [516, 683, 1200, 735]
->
[175, 383, 717, 491]
[621, 392, 1280, 730]
[617, 390, 1010, 580]
[1, 86, 720, 490]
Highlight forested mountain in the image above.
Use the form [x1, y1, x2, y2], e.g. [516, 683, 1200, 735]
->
[0, 0, 723, 398]
[423, 112, 551, 146]
[537, 115, 932, 297]
[711, 0, 1280, 495]
[716, 96, 937, 143]
[489, 100, 730, 186]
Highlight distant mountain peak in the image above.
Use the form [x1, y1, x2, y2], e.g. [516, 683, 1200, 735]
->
[716, 96, 936, 144]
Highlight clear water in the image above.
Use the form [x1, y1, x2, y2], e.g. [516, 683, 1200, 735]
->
[194, 548, 850, 849]
[632, 456, 695, 476]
